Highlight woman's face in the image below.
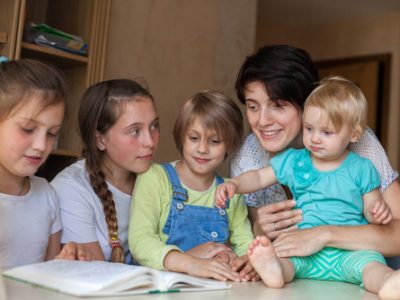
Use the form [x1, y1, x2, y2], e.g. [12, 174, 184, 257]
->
[244, 81, 303, 155]
[97, 97, 160, 176]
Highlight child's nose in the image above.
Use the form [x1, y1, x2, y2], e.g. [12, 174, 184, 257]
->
[197, 141, 209, 154]
[32, 134, 47, 152]
[311, 132, 321, 143]
[142, 130, 155, 148]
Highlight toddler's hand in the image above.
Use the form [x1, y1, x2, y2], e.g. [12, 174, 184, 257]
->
[215, 181, 237, 208]
[370, 198, 392, 224]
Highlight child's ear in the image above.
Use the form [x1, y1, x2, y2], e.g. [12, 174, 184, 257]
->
[350, 129, 362, 143]
[96, 131, 107, 151]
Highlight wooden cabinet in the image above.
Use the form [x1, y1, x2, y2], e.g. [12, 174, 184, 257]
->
[0, 0, 110, 157]
[1, 0, 110, 179]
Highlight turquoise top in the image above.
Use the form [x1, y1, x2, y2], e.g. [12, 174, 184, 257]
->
[270, 148, 381, 229]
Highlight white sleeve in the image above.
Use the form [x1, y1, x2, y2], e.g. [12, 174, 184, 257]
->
[48, 186, 62, 235]
[350, 128, 399, 192]
[51, 177, 99, 244]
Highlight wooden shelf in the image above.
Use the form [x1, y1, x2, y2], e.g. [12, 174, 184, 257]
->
[51, 148, 79, 158]
[0, 31, 7, 44]
[21, 42, 88, 67]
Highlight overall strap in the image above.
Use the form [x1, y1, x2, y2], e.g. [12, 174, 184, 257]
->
[161, 163, 188, 202]
[215, 174, 224, 185]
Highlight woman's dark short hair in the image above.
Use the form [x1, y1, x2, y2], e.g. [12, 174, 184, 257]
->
[235, 45, 319, 110]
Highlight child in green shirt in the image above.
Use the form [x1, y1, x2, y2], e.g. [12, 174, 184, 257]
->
[129, 90, 256, 282]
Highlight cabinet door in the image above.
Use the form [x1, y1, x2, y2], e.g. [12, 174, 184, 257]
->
[0, 0, 22, 58]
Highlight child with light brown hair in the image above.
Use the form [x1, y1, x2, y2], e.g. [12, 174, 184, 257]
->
[130, 90, 256, 281]
[0, 59, 91, 270]
[216, 76, 400, 298]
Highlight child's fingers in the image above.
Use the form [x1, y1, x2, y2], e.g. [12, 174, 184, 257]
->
[213, 262, 241, 282]
[373, 201, 387, 218]
[57, 242, 78, 260]
[244, 269, 259, 281]
[76, 245, 95, 261]
[378, 209, 392, 224]
[227, 185, 235, 198]
[239, 262, 254, 278]
[230, 255, 247, 271]
[370, 199, 381, 214]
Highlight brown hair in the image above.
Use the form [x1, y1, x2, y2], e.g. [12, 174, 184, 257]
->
[78, 79, 153, 263]
[173, 90, 243, 159]
[0, 59, 66, 119]
[305, 76, 367, 138]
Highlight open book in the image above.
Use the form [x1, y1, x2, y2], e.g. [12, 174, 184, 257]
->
[2, 260, 230, 297]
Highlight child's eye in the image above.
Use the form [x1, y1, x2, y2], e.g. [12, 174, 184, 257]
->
[323, 130, 334, 136]
[47, 131, 59, 138]
[21, 127, 35, 134]
[211, 139, 221, 144]
[130, 128, 140, 136]
[189, 136, 198, 141]
[150, 121, 160, 132]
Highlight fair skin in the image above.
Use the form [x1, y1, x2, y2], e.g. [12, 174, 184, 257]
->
[77, 97, 161, 260]
[243, 81, 400, 257]
[0, 94, 92, 261]
[217, 105, 399, 295]
[163, 117, 256, 282]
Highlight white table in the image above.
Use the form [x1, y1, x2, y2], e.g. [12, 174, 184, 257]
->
[2, 277, 380, 300]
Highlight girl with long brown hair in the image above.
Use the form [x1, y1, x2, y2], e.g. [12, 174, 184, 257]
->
[52, 79, 160, 263]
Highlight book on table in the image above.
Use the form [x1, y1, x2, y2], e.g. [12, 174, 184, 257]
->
[2, 259, 230, 297]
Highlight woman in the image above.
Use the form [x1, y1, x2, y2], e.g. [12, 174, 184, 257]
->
[231, 45, 400, 268]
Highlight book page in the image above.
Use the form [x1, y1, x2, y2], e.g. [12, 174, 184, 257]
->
[3, 260, 154, 296]
[157, 271, 231, 291]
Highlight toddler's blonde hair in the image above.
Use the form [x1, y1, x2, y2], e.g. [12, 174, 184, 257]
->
[305, 76, 367, 138]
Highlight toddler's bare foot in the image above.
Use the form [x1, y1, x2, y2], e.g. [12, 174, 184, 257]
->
[248, 236, 284, 288]
[379, 270, 400, 299]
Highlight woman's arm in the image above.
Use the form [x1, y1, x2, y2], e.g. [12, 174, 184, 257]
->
[273, 181, 400, 257]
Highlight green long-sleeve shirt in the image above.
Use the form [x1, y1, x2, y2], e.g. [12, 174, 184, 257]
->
[129, 163, 254, 270]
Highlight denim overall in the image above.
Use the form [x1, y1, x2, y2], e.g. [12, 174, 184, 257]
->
[161, 163, 230, 252]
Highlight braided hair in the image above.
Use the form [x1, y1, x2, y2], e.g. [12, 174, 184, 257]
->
[78, 79, 153, 262]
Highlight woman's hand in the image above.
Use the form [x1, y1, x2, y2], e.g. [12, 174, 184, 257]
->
[272, 226, 329, 258]
[253, 200, 302, 239]
[186, 242, 233, 259]
[56, 242, 97, 261]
